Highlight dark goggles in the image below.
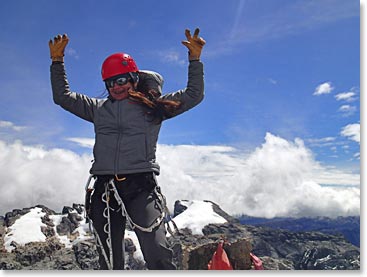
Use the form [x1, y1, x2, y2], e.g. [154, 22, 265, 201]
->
[105, 76, 131, 88]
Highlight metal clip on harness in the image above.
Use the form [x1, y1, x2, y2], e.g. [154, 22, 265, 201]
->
[84, 174, 180, 269]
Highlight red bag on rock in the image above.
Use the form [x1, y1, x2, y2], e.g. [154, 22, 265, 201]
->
[250, 252, 264, 270]
[208, 242, 233, 270]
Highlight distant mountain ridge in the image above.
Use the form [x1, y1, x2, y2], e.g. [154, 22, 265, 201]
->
[237, 215, 360, 247]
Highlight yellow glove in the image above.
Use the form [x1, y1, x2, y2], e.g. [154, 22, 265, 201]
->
[181, 28, 206, 61]
[49, 34, 69, 62]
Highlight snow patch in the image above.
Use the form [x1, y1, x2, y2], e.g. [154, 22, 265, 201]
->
[168, 200, 227, 235]
[70, 212, 94, 245]
[49, 214, 72, 248]
[4, 207, 47, 252]
[49, 209, 93, 248]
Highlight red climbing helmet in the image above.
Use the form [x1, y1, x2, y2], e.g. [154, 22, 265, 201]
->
[101, 53, 139, 81]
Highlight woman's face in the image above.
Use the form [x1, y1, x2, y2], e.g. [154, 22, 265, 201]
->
[109, 81, 135, 101]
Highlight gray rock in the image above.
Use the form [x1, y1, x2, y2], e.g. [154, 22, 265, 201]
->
[13, 237, 63, 267]
[260, 256, 295, 270]
[168, 226, 252, 270]
[72, 240, 99, 270]
[173, 200, 188, 217]
[72, 204, 84, 215]
[56, 216, 75, 236]
[244, 225, 360, 270]
[0, 202, 360, 270]
[4, 208, 31, 227]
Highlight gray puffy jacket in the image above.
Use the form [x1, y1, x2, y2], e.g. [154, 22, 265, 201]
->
[50, 61, 204, 175]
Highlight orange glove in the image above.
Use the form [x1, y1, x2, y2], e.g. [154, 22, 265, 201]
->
[181, 28, 206, 61]
[49, 34, 69, 62]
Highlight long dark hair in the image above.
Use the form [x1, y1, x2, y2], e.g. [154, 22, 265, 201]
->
[128, 89, 181, 122]
[102, 71, 181, 122]
[128, 71, 181, 122]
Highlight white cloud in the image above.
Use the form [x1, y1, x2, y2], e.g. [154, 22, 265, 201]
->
[307, 137, 336, 145]
[340, 123, 360, 143]
[158, 133, 359, 218]
[0, 140, 92, 215]
[267, 78, 278, 85]
[313, 82, 334, 96]
[335, 91, 357, 102]
[65, 47, 79, 59]
[338, 105, 357, 117]
[0, 133, 360, 218]
[159, 50, 185, 66]
[66, 137, 94, 148]
[0, 120, 26, 132]
[338, 105, 356, 112]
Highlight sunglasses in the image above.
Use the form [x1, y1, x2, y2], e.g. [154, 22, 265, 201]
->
[105, 76, 131, 88]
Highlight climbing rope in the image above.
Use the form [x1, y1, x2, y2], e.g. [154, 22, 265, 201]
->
[84, 174, 180, 269]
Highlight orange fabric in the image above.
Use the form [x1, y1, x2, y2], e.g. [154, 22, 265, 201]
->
[207, 242, 233, 270]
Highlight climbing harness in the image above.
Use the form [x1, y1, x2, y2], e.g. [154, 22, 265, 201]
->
[84, 175, 112, 269]
[84, 175, 94, 221]
[102, 182, 114, 268]
[84, 174, 180, 270]
[151, 174, 180, 236]
[114, 174, 126, 182]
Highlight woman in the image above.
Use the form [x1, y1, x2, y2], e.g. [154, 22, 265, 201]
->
[49, 28, 205, 270]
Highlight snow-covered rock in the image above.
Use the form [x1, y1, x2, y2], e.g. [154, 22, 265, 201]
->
[1, 200, 246, 269]
[0, 200, 360, 270]
[4, 207, 47, 252]
[168, 200, 227, 235]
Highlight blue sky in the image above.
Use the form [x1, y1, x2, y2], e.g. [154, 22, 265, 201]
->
[0, 0, 362, 216]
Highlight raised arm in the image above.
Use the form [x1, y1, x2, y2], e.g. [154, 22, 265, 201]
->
[160, 28, 206, 117]
[49, 34, 98, 122]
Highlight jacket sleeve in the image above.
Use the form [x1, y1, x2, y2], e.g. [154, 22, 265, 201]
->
[160, 60, 204, 118]
[50, 62, 98, 123]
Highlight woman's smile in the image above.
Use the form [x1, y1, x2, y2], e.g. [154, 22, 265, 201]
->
[109, 83, 132, 100]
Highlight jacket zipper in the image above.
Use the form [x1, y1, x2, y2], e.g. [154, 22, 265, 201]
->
[114, 102, 122, 174]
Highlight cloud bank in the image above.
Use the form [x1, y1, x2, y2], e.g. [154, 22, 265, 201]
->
[157, 133, 359, 218]
[0, 133, 360, 218]
[0, 140, 91, 215]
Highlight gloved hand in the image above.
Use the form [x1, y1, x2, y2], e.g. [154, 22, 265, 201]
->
[49, 34, 69, 62]
[181, 28, 206, 61]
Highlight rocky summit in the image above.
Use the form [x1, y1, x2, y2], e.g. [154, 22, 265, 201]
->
[0, 200, 360, 270]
